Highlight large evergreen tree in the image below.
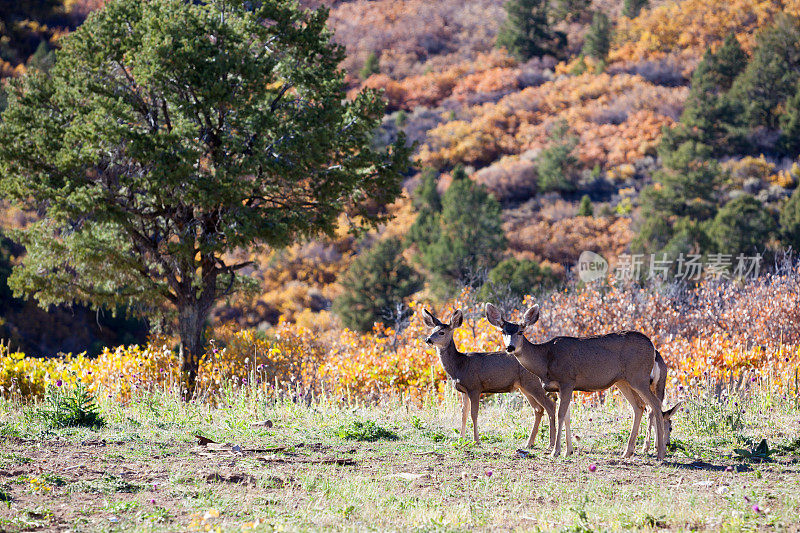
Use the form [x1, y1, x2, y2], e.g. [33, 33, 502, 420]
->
[407, 167, 442, 253]
[496, 0, 565, 60]
[333, 238, 422, 332]
[779, 82, 800, 155]
[672, 34, 748, 154]
[633, 141, 722, 256]
[729, 15, 800, 130]
[419, 172, 506, 295]
[0, 0, 411, 387]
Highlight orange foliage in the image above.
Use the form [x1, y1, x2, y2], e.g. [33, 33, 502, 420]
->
[420, 72, 684, 170]
[356, 50, 517, 111]
[506, 216, 633, 266]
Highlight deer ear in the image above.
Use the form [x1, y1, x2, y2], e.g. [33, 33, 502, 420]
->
[422, 309, 437, 328]
[450, 309, 463, 329]
[485, 303, 503, 327]
[663, 400, 682, 419]
[523, 305, 540, 327]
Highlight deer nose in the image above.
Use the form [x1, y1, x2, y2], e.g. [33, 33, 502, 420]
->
[425, 338, 433, 345]
[506, 345, 515, 353]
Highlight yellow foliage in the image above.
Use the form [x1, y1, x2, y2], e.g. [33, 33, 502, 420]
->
[611, 0, 798, 63]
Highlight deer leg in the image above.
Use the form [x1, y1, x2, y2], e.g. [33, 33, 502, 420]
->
[460, 392, 469, 438]
[615, 382, 645, 458]
[631, 383, 666, 460]
[520, 391, 543, 448]
[644, 409, 654, 454]
[552, 384, 573, 458]
[565, 405, 574, 455]
[469, 391, 481, 444]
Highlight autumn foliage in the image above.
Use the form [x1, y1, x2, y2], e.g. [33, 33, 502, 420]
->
[4, 267, 800, 404]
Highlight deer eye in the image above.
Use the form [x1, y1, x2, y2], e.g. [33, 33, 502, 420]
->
[438, 331, 444, 335]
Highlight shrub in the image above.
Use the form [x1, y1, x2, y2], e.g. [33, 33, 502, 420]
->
[578, 195, 594, 216]
[33, 380, 104, 429]
[479, 257, 558, 304]
[335, 420, 399, 441]
[360, 52, 381, 79]
[708, 195, 777, 256]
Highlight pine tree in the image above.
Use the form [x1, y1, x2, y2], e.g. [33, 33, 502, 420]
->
[578, 195, 594, 217]
[779, 186, 800, 251]
[780, 83, 800, 155]
[407, 168, 442, 251]
[496, 0, 566, 60]
[420, 177, 506, 295]
[551, 0, 590, 23]
[0, 0, 411, 387]
[581, 12, 612, 62]
[708, 195, 776, 256]
[729, 15, 800, 129]
[360, 52, 380, 79]
[27, 40, 55, 73]
[622, 0, 648, 18]
[677, 34, 748, 153]
[633, 141, 721, 256]
[537, 120, 578, 192]
[333, 238, 422, 332]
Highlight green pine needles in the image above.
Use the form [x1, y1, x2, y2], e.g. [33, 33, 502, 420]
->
[33, 380, 105, 429]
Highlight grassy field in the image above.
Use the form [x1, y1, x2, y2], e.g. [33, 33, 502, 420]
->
[0, 385, 799, 532]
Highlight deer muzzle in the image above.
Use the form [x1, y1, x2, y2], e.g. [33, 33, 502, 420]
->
[425, 337, 433, 345]
[506, 344, 516, 353]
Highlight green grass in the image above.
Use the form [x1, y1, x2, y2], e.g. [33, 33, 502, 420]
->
[0, 383, 798, 531]
[334, 419, 399, 442]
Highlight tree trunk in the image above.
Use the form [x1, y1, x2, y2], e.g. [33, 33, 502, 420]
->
[178, 303, 209, 395]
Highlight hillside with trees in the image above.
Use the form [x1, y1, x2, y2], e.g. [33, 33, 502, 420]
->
[3, 0, 800, 349]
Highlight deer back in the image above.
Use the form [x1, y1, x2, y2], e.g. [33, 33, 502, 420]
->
[529, 331, 656, 392]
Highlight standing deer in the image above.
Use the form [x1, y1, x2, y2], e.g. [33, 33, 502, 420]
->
[422, 308, 569, 450]
[485, 303, 667, 460]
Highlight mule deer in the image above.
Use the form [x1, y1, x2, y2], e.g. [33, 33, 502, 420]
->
[642, 351, 682, 453]
[485, 303, 667, 460]
[422, 308, 568, 449]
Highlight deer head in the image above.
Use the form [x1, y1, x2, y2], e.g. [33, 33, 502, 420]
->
[422, 308, 463, 348]
[485, 303, 539, 354]
[663, 401, 682, 444]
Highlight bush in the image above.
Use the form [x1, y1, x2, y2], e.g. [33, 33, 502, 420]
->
[708, 195, 776, 256]
[33, 380, 104, 429]
[578, 195, 594, 216]
[335, 420, 399, 442]
[478, 257, 558, 303]
[360, 52, 381, 79]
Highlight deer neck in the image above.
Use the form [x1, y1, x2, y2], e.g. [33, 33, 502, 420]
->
[436, 338, 466, 379]
[517, 336, 550, 381]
